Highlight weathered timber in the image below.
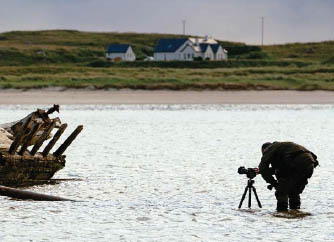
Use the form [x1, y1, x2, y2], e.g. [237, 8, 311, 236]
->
[8, 117, 33, 155]
[0, 150, 65, 186]
[54, 125, 83, 157]
[18, 122, 42, 155]
[30, 121, 56, 156]
[2, 178, 83, 186]
[0, 185, 73, 201]
[1, 105, 83, 186]
[42, 123, 68, 157]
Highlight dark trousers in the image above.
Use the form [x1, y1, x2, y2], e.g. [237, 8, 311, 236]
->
[275, 162, 314, 211]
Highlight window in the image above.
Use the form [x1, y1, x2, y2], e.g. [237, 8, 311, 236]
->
[184, 53, 187, 59]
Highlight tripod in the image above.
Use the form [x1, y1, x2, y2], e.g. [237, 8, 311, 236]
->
[238, 178, 262, 209]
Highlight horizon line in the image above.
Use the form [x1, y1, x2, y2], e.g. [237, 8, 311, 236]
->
[1, 28, 333, 46]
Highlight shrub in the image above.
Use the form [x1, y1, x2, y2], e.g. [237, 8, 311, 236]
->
[87, 60, 112, 68]
[322, 56, 334, 65]
[224, 45, 262, 56]
[90, 60, 311, 69]
[193, 56, 203, 61]
[244, 51, 269, 59]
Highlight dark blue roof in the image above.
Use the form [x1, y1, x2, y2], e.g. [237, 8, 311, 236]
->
[154, 38, 188, 53]
[210, 44, 221, 53]
[199, 43, 210, 52]
[107, 44, 130, 53]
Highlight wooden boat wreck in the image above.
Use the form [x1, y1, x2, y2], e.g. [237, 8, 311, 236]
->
[0, 105, 83, 186]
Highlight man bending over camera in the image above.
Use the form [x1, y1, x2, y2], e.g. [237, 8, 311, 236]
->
[259, 142, 319, 212]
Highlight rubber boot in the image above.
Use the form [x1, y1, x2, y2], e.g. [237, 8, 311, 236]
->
[275, 190, 288, 212]
[289, 192, 301, 209]
[276, 201, 288, 212]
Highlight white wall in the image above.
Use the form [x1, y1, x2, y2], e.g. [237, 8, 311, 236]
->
[154, 52, 178, 61]
[179, 45, 197, 61]
[106, 53, 125, 60]
[214, 46, 228, 61]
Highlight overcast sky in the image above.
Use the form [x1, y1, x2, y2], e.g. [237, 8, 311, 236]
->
[0, 0, 333, 45]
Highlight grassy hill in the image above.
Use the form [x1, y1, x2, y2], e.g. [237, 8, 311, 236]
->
[0, 30, 256, 64]
[0, 30, 334, 90]
[262, 41, 334, 63]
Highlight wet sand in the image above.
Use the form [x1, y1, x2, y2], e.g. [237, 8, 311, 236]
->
[0, 89, 334, 104]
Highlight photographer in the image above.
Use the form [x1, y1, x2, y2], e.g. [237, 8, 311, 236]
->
[258, 142, 319, 212]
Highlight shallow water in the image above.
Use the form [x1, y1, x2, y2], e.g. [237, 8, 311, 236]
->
[0, 104, 333, 242]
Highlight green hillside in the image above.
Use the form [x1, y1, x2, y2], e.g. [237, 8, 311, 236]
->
[262, 41, 334, 63]
[1, 29, 333, 64]
[0, 30, 334, 90]
[0, 30, 256, 64]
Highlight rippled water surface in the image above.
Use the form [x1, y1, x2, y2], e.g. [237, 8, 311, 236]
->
[0, 104, 334, 242]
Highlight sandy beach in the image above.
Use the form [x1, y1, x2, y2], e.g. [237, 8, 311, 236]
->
[0, 89, 334, 105]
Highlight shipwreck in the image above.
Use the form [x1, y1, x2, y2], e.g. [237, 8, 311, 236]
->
[0, 105, 83, 186]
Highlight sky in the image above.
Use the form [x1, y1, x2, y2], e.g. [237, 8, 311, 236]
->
[0, 0, 333, 45]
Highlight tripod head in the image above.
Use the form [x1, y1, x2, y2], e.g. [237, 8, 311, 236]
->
[247, 178, 255, 186]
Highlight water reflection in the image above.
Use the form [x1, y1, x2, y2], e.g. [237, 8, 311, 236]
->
[0, 104, 333, 241]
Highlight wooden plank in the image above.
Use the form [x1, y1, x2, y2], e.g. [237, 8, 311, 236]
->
[18, 122, 42, 155]
[42, 123, 68, 157]
[54, 125, 83, 157]
[8, 116, 33, 155]
[0, 185, 73, 201]
[30, 121, 56, 156]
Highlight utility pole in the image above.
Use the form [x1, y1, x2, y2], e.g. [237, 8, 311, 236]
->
[261, 16, 264, 46]
[182, 20, 186, 35]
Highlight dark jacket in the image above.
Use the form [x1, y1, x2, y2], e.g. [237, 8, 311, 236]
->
[259, 142, 318, 185]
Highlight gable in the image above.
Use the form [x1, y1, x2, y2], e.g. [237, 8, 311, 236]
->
[200, 44, 212, 53]
[210, 44, 222, 54]
[126, 46, 134, 54]
[179, 44, 196, 53]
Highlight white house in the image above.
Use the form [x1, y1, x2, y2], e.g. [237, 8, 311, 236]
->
[153, 37, 227, 61]
[106, 44, 136, 61]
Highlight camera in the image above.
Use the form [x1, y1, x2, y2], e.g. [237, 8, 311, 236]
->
[238, 166, 259, 179]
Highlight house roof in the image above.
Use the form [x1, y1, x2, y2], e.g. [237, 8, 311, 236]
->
[199, 44, 210, 52]
[107, 44, 130, 53]
[189, 37, 218, 44]
[210, 44, 221, 53]
[154, 38, 188, 53]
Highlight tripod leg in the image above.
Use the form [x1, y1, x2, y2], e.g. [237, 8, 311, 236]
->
[248, 184, 252, 208]
[238, 186, 249, 208]
[252, 186, 262, 208]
